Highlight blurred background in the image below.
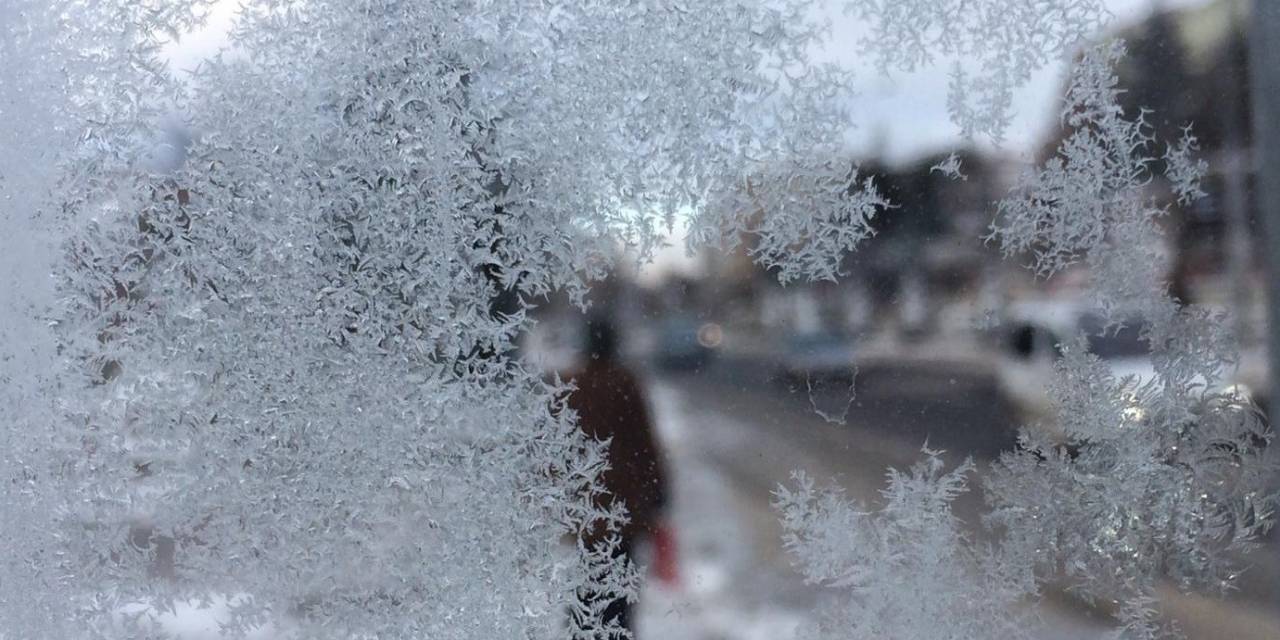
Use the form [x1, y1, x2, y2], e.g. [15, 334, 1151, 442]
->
[150, 0, 1278, 637]
[517, 1, 1279, 637]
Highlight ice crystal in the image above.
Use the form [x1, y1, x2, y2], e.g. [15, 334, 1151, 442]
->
[986, 41, 1279, 636]
[3, 1, 1275, 639]
[848, 0, 1108, 141]
[15, 0, 885, 637]
[1, 1, 212, 637]
[930, 151, 967, 181]
[776, 450, 1037, 640]
[1165, 128, 1209, 207]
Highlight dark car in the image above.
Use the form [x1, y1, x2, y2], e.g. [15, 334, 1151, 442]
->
[777, 331, 857, 385]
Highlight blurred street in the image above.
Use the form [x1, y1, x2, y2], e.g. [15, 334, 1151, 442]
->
[502, 2, 1280, 634]
[631, 353, 1280, 640]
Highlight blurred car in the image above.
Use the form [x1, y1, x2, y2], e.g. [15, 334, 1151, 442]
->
[776, 331, 857, 385]
[996, 302, 1155, 437]
[845, 301, 1152, 445]
[654, 316, 718, 371]
[994, 301, 1260, 440]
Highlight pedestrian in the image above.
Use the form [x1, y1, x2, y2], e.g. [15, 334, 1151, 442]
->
[566, 314, 669, 637]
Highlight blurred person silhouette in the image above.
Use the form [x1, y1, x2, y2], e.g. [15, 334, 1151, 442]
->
[566, 314, 672, 636]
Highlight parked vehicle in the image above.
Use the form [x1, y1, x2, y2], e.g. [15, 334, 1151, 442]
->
[995, 301, 1156, 436]
[848, 299, 1158, 444]
[776, 331, 857, 385]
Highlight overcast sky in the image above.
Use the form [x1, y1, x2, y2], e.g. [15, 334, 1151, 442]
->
[828, 0, 1215, 163]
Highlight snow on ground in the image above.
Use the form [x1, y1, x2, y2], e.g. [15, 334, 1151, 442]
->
[637, 382, 808, 639]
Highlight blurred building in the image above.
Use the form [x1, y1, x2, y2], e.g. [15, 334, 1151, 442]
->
[701, 147, 1021, 342]
[624, 0, 1265, 355]
[1043, 0, 1261, 322]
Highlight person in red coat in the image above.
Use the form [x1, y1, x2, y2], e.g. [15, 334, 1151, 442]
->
[566, 315, 669, 636]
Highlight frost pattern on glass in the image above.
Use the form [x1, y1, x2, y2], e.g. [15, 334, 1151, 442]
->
[3, 1, 1277, 638]
[26, 0, 884, 637]
[776, 450, 1037, 640]
[987, 41, 1279, 637]
[848, 0, 1107, 141]
[1, 1, 212, 637]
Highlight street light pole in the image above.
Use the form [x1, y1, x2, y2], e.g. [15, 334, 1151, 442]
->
[1250, 0, 1280, 420]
